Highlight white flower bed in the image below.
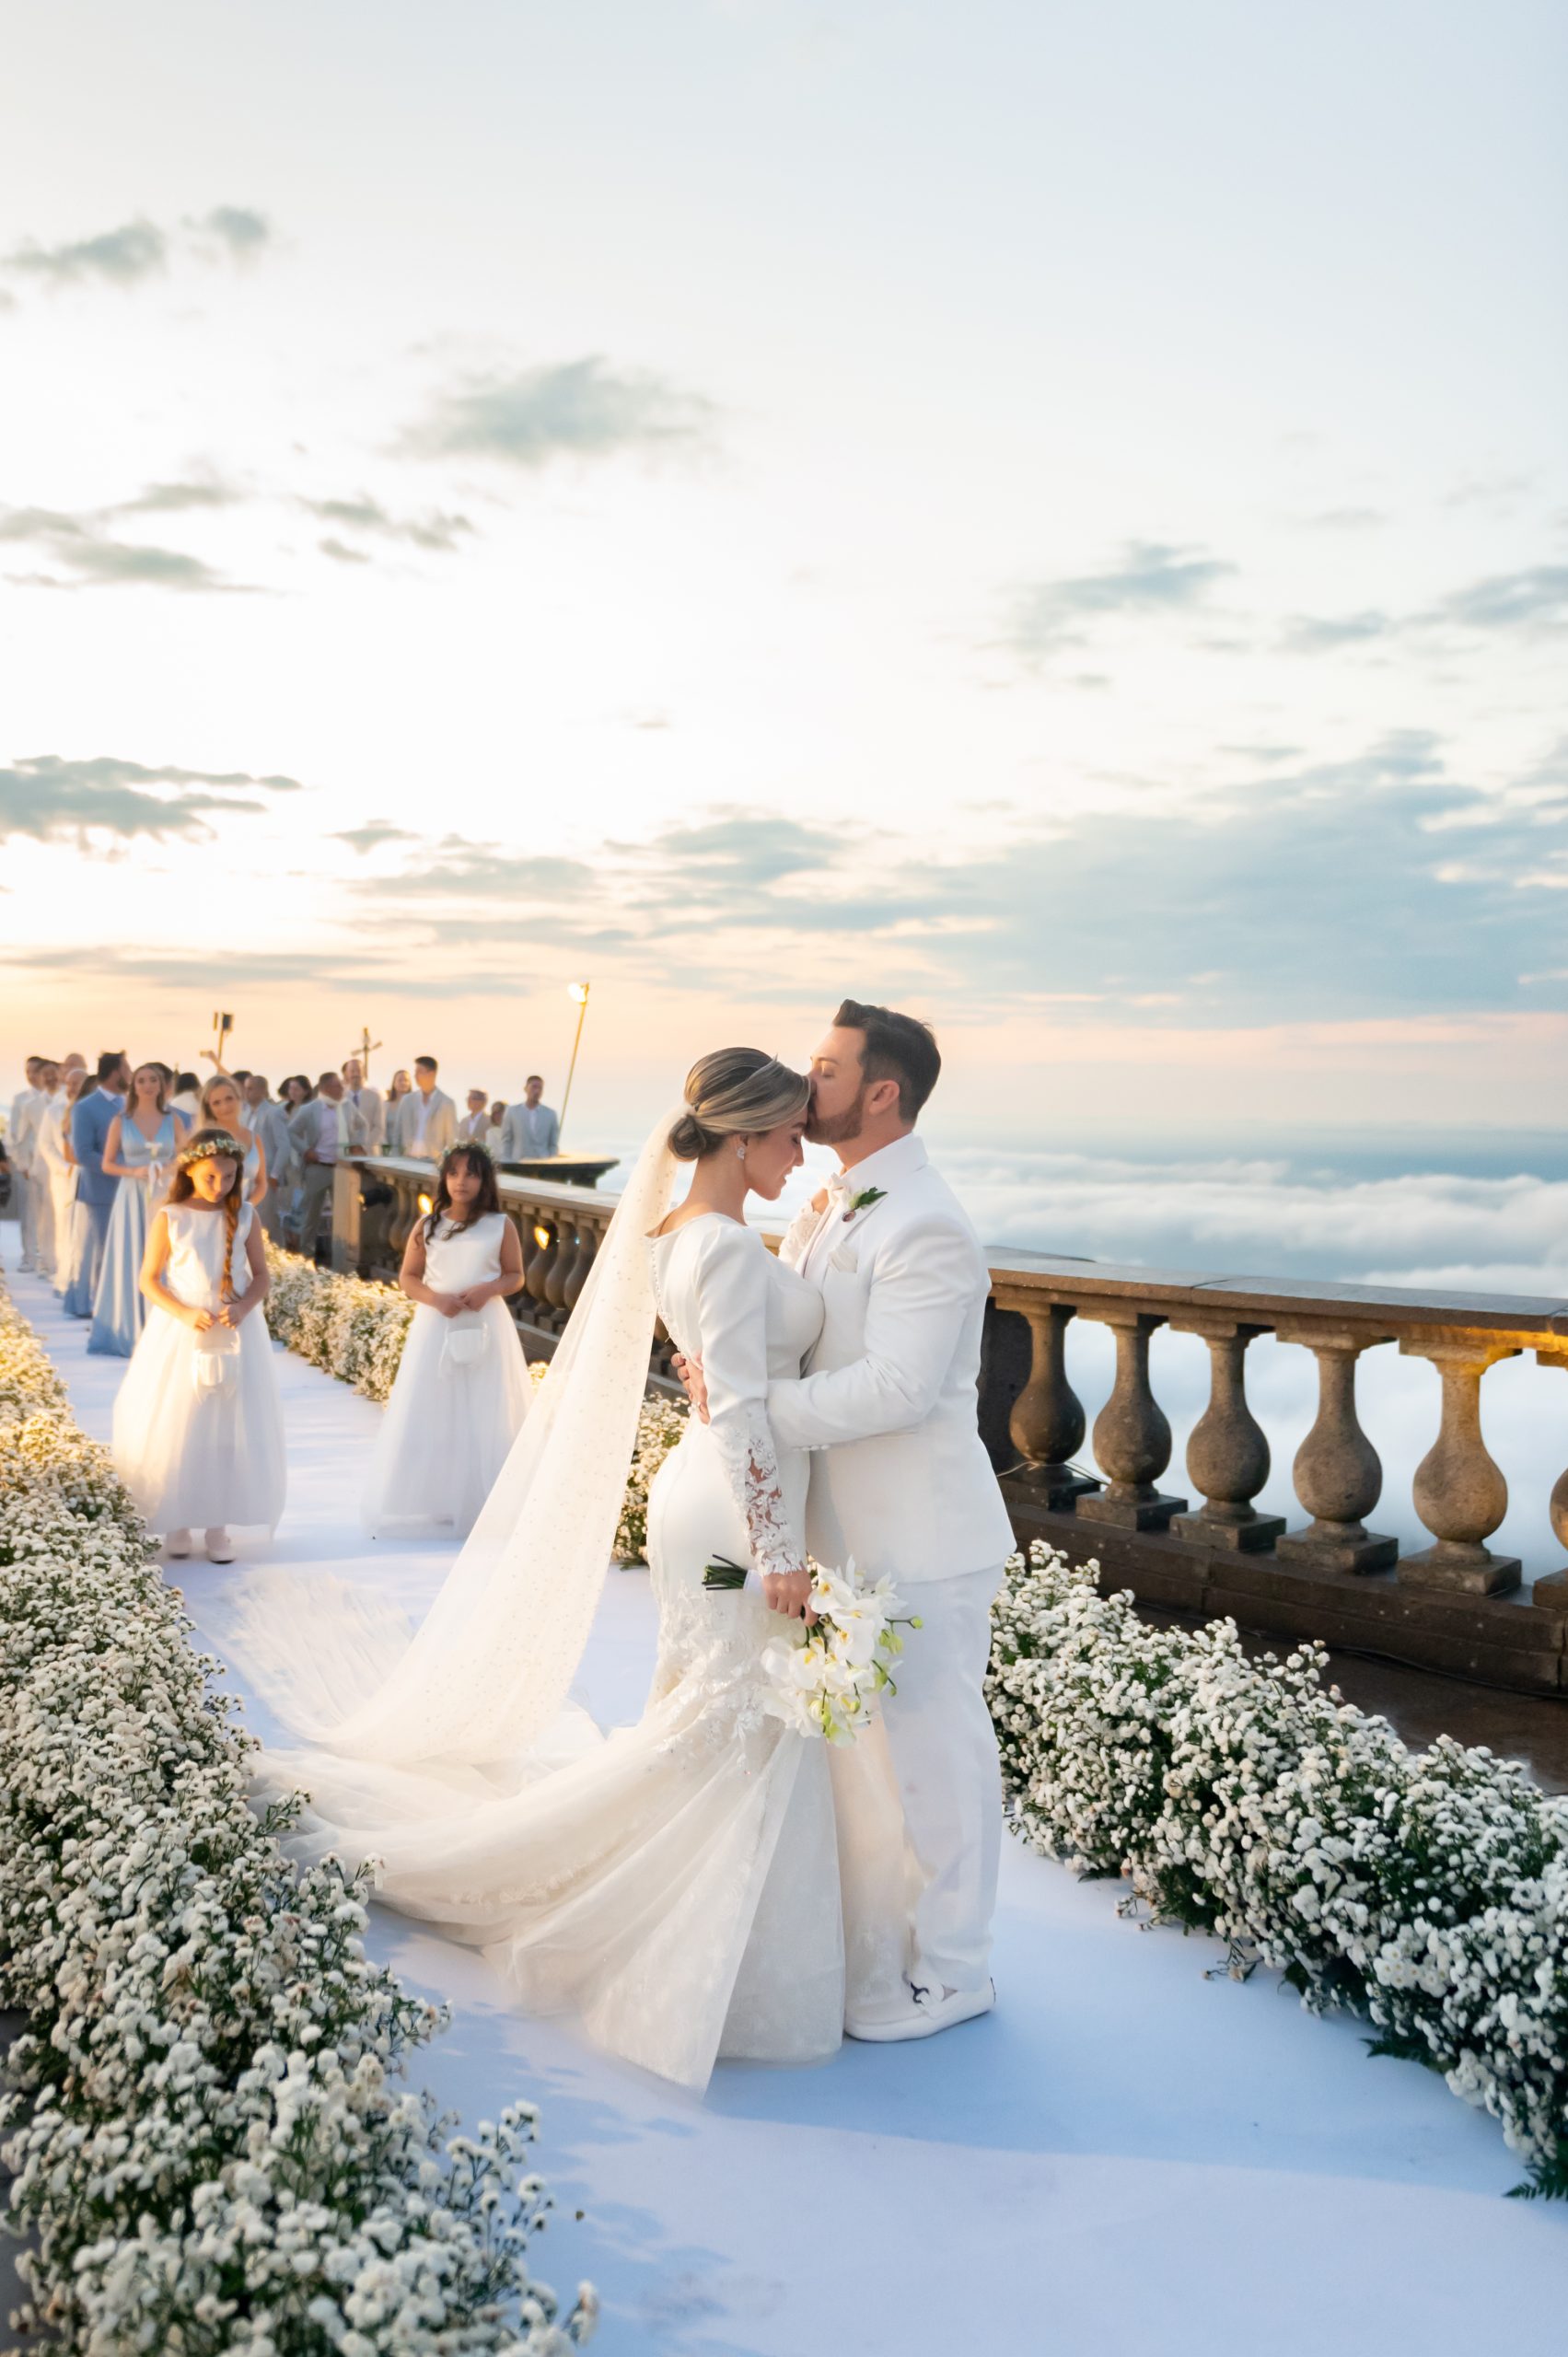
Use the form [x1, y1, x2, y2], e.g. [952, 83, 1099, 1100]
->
[988, 1540, 1568, 2198]
[265, 1243, 414, 1406]
[263, 1244, 684, 1562]
[0, 1286, 598, 2351]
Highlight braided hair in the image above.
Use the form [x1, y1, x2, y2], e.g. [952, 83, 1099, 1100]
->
[166, 1128, 247, 1299]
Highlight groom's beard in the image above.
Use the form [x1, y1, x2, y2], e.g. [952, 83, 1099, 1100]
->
[806, 1086, 870, 1149]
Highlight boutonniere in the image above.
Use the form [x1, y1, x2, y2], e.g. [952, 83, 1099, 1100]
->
[842, 1186, 887, 1222]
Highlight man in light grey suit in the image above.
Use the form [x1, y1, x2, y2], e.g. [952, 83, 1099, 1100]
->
[288, 1071, 367, 1256]
[392, 1055, 456, 1160]
[342, 1059, 386, 1155]
[459, 1087, 492, 1142]
[500, 1074, 560, 1162]
[8, 1057, 46, 1271]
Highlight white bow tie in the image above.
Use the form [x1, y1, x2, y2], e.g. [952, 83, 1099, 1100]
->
[825, 1173, 852, 1207]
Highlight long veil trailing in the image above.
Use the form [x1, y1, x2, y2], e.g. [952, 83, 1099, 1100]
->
[237, 1108, 682, 1774]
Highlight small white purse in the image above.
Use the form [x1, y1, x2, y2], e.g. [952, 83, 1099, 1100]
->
[192, 1323, 241, 1396]
[438, 1313, 490, 1376]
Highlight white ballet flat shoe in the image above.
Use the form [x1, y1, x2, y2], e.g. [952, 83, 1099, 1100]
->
[846, 1979, 995, 2044]
[164, 1528, 193, 1560]
[204, 1527, 235, 1564]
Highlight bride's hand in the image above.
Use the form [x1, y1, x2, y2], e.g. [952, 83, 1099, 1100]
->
[672, 1353, 709, 1422]
[762, 1568, 815, 1620]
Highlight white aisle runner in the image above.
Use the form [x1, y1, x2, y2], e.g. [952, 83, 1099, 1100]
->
[9, 1243, 1567, 2357]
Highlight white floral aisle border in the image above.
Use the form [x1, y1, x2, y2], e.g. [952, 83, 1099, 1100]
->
[261, 1243, 685, 1562]
[989, 1542, 1568, 2200]
[0, 1285, 598, 2353]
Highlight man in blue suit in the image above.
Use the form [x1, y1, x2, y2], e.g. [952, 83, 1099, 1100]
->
[64, 1050, 130, 1318]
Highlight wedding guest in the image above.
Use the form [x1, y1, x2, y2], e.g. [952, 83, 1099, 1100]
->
[500, 1074, 560, 1162]
[64, 1051, 130, 1318]
[362, 1142, 529, 1537]
[282, 1074, 315, 1113]
[382, 1069, 412, 1153]
[168, 1071, 202, 1124]
[35, 1063, 82, 1295]
[342, 1058, 386, 1154]
[26, 1060, 63, 1279]
[287, 1071, 367, 1256]
[113, 1128, 285, 1566]
[392, 1055, 456, 1160]
[459, 1086, 491, 1142]
[90, 1062, 189, 1356]
[7, 1058, 45, 1271]
[198, 1074, 268, 1211]
[484, 1098, 507, 1156]
[243, 1075, 294, 1242]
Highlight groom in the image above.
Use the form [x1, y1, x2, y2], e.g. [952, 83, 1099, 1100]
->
[681, 1000, 1015, 2039]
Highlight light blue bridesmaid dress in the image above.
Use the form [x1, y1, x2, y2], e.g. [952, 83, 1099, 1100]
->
[88, 1112, 180, 1357]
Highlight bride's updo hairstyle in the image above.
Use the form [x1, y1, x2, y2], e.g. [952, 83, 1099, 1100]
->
[668, 1049, 809, 1161]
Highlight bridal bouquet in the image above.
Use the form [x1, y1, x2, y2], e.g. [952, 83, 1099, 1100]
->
[730, 1560, 919, 1745]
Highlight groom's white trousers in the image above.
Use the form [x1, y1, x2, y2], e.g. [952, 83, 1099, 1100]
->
[880, 1562, 1005, 1994]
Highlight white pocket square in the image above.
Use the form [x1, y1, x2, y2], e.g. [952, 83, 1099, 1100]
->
[829, 1245, 859, 1273]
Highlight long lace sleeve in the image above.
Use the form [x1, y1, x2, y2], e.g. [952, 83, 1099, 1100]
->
[691, 1223, 804, 1583]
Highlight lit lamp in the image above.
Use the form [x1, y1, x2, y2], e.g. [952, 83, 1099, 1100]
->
[417, 1192, 433, 1215]
[559, 980, 590, 1147]
[532, 1225, 551, 1251]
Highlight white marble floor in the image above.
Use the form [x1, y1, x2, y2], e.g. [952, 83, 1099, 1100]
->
[10, 1238, 1568, 2357]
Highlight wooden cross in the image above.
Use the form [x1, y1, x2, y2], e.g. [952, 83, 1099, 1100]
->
[350, 1025, 384, 1080]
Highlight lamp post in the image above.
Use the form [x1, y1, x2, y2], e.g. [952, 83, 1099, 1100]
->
[559, 981, 590, 1147]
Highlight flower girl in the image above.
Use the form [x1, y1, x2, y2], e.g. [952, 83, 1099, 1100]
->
[362, 1141, 530, 1537]
[112, 1128, 286, 1565]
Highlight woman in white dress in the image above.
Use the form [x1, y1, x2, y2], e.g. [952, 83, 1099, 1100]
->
[362, 1142, 531, 1537]
[244, 1051, 912, 2090]
[113, 1128, 287, 1566]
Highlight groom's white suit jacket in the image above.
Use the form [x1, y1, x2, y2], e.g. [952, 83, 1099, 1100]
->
[768, 1132, 1014, 1585]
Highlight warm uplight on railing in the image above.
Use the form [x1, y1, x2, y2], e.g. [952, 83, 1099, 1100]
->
[533, 1225, 551, 1250]
[417, 1193, 433, 1214]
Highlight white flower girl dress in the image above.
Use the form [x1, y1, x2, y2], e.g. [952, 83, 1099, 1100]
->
[112, 1201, 286, 1538]
[361, 1210, 533, 1538]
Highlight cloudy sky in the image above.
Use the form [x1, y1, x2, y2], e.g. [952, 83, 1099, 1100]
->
[3, 0, 1565, 1148]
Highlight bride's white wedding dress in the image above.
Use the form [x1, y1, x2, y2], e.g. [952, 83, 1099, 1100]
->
[245, 1135, 912, 2091]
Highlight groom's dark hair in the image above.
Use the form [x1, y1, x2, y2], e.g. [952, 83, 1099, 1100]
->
[833, 1000, 940, 1120]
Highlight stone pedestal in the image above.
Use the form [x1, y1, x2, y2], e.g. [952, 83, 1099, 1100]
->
[997, 1297, 1100, 1509]
[1272, 1322, 1397, 1576]
[1168, 1316, 1285, 1552]
[1399, 1335, 1521, 1598]
[1073, 1308, 1186, 1534]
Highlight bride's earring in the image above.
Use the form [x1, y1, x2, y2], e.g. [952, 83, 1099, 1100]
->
[736, 1141, 748, 1162]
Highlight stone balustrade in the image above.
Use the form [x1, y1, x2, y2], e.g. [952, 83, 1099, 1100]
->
[332, 1158, 1568, 1695]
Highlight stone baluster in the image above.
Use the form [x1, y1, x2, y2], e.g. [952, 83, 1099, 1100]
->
[1073, 1308, 1187, 1531]
[330, 1162, 362, 1277]
[1399, 1334, 1522, 1595]
[563, 1221, 598, 1311]
[995, 1295, 1099, 1507]
[1168, 1316, 1283, 1551]
[1272, 1322, 1397, 1574]
[1531, 1349, 1568, 1608]
[527, 1217, 559, 1307]
[544, 1217, 575, 1311]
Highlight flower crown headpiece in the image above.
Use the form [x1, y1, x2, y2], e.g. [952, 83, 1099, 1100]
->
[439, 1138, 493, 1165]
[177, 1131, 244, 1171]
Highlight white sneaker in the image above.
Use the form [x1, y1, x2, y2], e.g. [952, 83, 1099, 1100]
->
[165, 1528, 192, 1559]
[204, 1527, 235, 1564]
[846, 1979, 995, 2044]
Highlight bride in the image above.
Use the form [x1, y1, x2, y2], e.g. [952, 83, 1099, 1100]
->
[245, 1048, 912, 2090]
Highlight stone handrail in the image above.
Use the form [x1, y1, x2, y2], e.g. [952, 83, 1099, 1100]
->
[332, 1156, 1568, 1694]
